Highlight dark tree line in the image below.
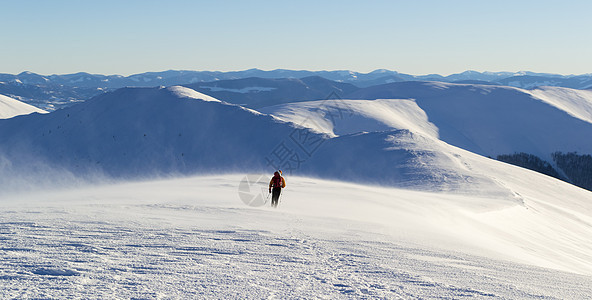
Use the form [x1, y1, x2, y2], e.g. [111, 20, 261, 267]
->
[496, 152, 592, 192]
[497, 152, 562, 179]
[552, 152, 592, 191]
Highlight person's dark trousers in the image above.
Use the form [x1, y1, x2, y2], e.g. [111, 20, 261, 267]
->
[271, 187, 281, 207]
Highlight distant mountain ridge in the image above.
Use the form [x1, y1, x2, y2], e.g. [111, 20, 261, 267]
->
[183, 76, 358, 108]
[2, 69, 592, 111]
[2, 69, 592, 89]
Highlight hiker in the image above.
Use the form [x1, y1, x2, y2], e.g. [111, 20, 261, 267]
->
[269, 170, 286, 207]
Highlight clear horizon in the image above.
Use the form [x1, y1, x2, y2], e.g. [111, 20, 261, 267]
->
[7, 68, 592, 78]
[2, 0, 591, 76]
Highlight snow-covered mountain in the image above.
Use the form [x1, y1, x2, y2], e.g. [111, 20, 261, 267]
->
[264, 81, 592, 189]
[2, 80, 591, 191]
[0, 94, 46, 119]
[497, 74, 592, 89]
[2, 82, 591, 189]
[0, 80, 100, 111]
[341, 81, 592, 160]
[1, 69, 591, 99]
[3, 69, 592, 113]
[1, 84, 592, 297]
[526, 86, 592, 123]
[0, 86, 298, 179]
[183, 76, 358, 108]
[0, 86, 507, 195]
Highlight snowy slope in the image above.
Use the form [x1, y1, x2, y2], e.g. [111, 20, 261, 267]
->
[1, 84, 591, 297]
[260, 98, 439, 138]
[0, 86, 300, 178]
[267, 81, 592, 163]
[2, 83, 590, 194]
[0, 86, 510, 195]
[527, 86, 592, 123]
[0, 94, 46, 119]
[0, 170, 591, 298]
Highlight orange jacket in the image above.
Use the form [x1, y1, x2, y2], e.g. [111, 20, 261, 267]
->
[269, 176, 286, 189]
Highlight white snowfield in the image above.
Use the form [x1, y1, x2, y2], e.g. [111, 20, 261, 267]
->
[0, 94, 47, 119]
[0, 84, 592, 298]
[1, 169, 591, 298]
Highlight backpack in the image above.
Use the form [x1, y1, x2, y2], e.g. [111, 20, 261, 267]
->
[272, 175, 282, 188]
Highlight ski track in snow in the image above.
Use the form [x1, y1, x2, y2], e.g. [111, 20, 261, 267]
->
[0, 176, 590, 299]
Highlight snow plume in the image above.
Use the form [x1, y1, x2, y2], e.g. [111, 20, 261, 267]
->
[0, 86, 296, 184]
[0, 152, 108, 197]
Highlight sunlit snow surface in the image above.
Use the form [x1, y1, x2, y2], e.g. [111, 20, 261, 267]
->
[1, 173, 591, 299]
[1, 84, 592, 298]
[0, 94, 47, 119]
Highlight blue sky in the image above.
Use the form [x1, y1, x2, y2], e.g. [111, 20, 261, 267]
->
[2, 0, 591, 76]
